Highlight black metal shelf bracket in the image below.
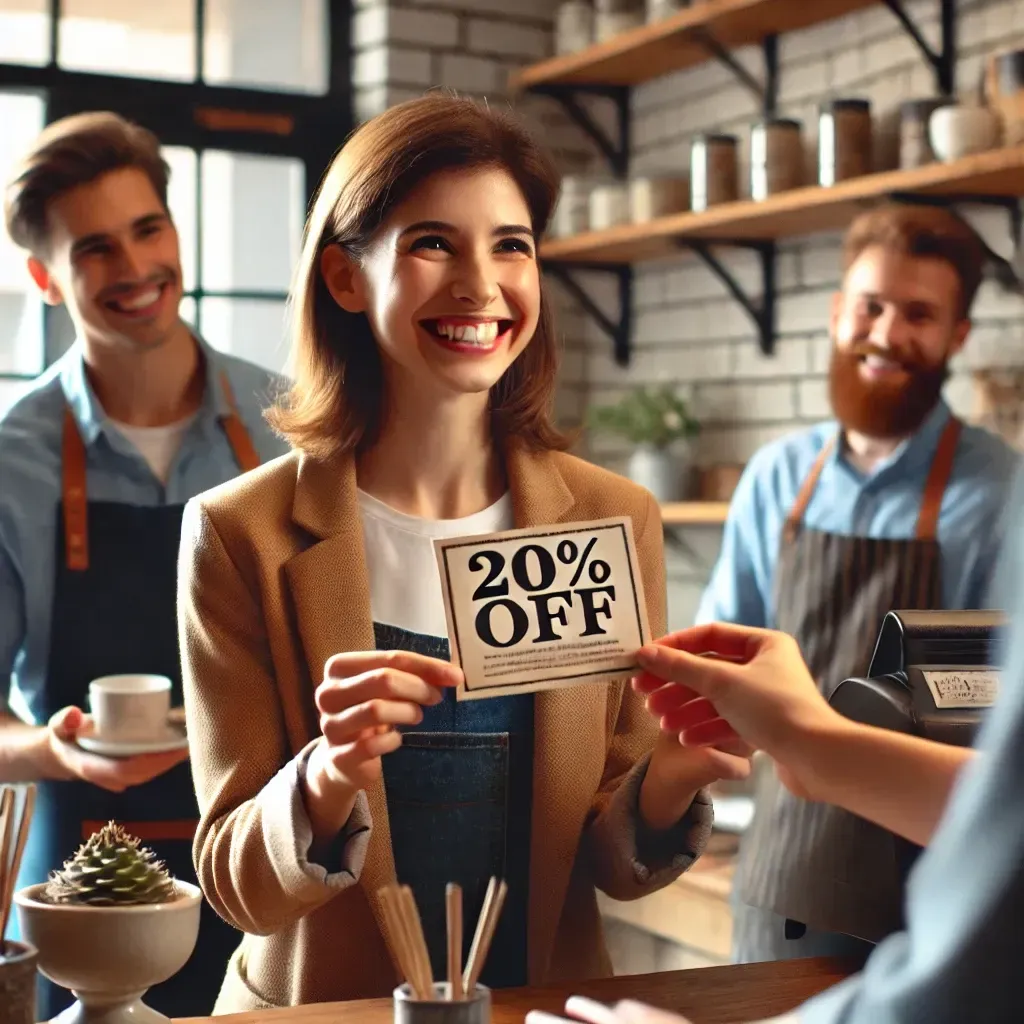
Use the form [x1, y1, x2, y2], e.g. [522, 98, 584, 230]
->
[881, 0, 956, 95]
[682, 240, 778, 355]
[690, 32, 779, 117]
[529, 84, 631, 178]
[543, 261, 634, 366]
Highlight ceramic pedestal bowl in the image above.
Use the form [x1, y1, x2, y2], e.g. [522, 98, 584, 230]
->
[14, 881, 202, 1024]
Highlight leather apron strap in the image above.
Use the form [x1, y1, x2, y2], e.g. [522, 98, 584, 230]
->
[914, 417, 962, 541]
[784, 416, 964, 542]
[783, 436, 836, 543]
[217, 370, 262, 474]
[81, 819, 198, 842]
[61, 371, 262, 571]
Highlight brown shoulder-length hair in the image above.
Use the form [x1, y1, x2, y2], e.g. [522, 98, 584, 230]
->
[267, 93, 570, 459]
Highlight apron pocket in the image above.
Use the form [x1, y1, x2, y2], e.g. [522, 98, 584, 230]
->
[384, 732, 510, 979]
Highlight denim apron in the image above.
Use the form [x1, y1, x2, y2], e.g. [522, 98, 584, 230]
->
[375, 623, 534, 989]
[733, 417, 960, 964]
[14, 374, 261, 1021]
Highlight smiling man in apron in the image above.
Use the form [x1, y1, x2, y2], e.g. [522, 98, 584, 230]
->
[695, 203, 1020, 966]
[0, 112, 289, 1018]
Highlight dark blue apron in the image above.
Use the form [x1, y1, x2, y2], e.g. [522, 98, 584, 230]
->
[375, 623, 534, 990]
[15, 376, 261, 1020]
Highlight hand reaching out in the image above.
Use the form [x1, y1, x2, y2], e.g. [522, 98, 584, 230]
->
[633, 623, 843, 801]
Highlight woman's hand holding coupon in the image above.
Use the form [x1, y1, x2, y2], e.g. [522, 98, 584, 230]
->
[302, 651, 463, 839]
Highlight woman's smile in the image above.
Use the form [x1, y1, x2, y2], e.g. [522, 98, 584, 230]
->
[419, 316, 516, 355]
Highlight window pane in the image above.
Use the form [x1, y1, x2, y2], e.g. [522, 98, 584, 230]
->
[58, 0, 196, 81]
[163, 147, 197, 294]
[0, 0, 50, 66]
[179, 296, 197, 332]
[0, 91, 45, 376]
[204, 0, 328, 94]
[200, 297, 289, 376]
[201, 151, 304, 292]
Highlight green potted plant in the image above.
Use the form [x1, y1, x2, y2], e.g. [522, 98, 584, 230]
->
[586, 386, 700, 502]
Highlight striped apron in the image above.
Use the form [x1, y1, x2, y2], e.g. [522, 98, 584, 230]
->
[732, 416, 962, 964]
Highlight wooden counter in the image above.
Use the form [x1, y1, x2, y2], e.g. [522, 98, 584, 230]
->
[176, 959, 857, 1024]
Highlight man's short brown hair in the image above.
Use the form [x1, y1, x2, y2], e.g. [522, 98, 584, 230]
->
[4, 111, 169, 258]
[843, 202, 987, 319]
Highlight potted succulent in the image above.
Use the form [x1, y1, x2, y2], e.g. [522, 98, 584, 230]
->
[14, 822, 202, 1024]
[586, 386, 700, 502]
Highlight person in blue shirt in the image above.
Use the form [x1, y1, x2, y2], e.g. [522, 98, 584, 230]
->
[0, 111, 288, 1018]
[532, 510, 1024, 1023]
[694, 202, 1019, 966]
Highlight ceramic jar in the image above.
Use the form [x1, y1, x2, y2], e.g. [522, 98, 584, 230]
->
[929, 104, 1002, 162]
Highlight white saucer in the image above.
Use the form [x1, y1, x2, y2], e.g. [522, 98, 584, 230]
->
[77, 722, 188, 758]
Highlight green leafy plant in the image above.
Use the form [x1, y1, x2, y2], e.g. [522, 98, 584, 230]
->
[43, 821, 177, 906]
[586, 386, 700, 448]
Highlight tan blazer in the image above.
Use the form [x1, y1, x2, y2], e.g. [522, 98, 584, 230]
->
[177, 442, 713, 1012]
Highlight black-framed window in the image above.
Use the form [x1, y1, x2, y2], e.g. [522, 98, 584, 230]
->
[0, 0, 352, 410]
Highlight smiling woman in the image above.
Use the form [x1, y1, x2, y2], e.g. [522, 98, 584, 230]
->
[175, 93, 743, 1013]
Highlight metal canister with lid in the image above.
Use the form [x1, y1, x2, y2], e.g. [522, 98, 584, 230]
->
[690, 133, 739, 212]
[750, 118, 804, 200]
[818, 99, 872, 186]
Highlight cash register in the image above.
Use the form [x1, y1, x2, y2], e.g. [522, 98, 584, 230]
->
[825, 609, 1004, 915]
[828, 609, 1004, 747]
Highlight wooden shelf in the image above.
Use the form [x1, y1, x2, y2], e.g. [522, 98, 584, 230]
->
[510, 0, 878, 91]
[661, 502, 730, 526]
[541, 145, 1024, 265]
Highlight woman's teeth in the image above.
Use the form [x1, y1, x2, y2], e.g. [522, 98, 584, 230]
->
[434, 321, 500, 345]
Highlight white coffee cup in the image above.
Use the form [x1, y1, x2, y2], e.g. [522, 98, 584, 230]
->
[88, 674, 172, 742]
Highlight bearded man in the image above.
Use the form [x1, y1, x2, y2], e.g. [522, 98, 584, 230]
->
[695, 202, 1020, 967]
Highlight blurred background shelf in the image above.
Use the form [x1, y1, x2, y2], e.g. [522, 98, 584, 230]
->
[510, 0, 879, 90]
[661, 502, 731, 526]
[542, 145, 1024, 265]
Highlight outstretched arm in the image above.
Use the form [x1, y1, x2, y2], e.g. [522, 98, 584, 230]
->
[635, 624, 973, 847]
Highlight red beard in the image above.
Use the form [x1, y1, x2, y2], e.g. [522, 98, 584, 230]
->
[828, 342, 948, 439]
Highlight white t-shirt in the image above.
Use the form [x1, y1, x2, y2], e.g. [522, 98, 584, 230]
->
[358, 489, 513, 639]
[110, 413, 198, 485]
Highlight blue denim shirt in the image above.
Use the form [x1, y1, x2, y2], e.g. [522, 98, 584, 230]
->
[696, 400, 1020, 627]
[796, 465, 1024, 1024]
[0, 337, 290, 723]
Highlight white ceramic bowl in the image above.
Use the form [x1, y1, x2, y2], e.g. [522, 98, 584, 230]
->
[929, 105, 1001, 162]
[15, 881, 202, 1024]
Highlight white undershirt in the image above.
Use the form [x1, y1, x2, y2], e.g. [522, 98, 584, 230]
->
[358, 489, 513, 638]
[110, 413, 198, 485]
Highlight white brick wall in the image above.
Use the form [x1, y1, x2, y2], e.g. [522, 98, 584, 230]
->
[348, 0, 1024, 630]
[547, 0, 1024, 628]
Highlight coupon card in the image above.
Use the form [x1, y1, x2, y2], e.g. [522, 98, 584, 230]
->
[433, 517, 650, 699]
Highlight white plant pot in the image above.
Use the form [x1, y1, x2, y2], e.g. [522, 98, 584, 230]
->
[627, 445, 689, 502]
[15, 882, 202, 1024]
